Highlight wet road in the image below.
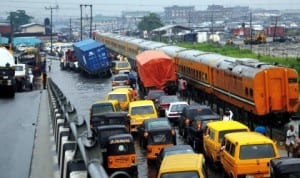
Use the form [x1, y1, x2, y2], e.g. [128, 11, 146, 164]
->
[48, 59, 222, 178]
[0, 89, 42, 178]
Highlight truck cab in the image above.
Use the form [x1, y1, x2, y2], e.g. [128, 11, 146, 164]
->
[14, 64, 34, 91]
[0, 47, 16, 97]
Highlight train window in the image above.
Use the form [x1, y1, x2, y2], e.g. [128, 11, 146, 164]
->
[288, 78, 297, 83]
[250, 89, 253, 97]
[245, 88, 248, 95]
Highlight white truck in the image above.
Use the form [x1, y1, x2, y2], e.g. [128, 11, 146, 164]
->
[14, 63, 34, 91]
[0, 47, 16, 97]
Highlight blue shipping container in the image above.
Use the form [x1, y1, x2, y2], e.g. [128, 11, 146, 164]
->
[73, 39, 110, 76]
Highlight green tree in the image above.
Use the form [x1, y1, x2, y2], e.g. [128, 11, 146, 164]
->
[7, 10, 33, 32]
[137, 13, 163, 32]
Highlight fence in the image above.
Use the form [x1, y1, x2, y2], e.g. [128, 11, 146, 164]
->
[47, 77, 130, 178]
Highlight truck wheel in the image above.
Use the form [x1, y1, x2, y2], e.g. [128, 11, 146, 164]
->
[10, 90, 15, 98]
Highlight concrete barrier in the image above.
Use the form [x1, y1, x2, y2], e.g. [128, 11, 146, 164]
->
[47, 78, 111, 178]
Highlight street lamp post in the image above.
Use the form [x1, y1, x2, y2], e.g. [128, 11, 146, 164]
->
[45, 5, 59, 55]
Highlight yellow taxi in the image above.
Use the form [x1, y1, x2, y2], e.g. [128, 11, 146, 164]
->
[203, 120, 250, 164]
[111, 61, 131, 74]
[220, 132, 280, 178]
[157, 153, 208, 178]
[105, 88, 134, 111]
[128, 100, 158, 133]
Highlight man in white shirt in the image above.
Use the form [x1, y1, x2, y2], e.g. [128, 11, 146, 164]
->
[286, 125, 297, 157]
[223, 109, 233, 121]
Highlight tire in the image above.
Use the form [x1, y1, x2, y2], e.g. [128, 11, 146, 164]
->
[140, 138, 146, 149]
[110, 171, 131, 178]
[178, 126, 183, 136]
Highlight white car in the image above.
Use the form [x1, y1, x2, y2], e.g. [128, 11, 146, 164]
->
[165, 101, 189, 125]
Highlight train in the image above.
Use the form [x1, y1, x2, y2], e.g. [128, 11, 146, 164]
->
[94, 32, 299, 127]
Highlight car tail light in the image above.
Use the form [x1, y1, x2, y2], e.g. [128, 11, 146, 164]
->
[125, 80, 130, 85]
[131, 156, 136, 163]
[169, 113, 179, 116]
[160, 103, 169, 109]
[109, 159, 112, 164]
[197, 121, 202, 130]
[185, 118, 190, 125]
[112, 81, 117, 86]
[144, 132, 148, 137]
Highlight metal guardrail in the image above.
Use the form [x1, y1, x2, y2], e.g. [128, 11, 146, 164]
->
[47, 77, 109, 178]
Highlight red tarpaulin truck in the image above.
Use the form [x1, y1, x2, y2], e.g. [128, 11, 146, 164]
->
[136, 50, 177, 95]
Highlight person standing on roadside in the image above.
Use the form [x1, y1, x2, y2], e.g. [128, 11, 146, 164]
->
[42, 72, 47, 89]
[178, 77, 187, 99]
[131, 87, 138, 101]
[223, 108, 233, 121]
[286, 125, 297, 157]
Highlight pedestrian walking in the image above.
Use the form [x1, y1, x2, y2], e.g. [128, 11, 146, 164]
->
[178, 77, 187, 99]
[48, 64, 51, 72]
[286, 125, 297, 157]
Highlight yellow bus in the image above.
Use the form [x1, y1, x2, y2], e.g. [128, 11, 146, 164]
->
[203, 120, 250, 165]
[220, 132, 280, 178]
[157, 153, 208, 178]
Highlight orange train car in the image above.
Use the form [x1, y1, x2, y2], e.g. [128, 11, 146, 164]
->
[94, 32, 299, 126]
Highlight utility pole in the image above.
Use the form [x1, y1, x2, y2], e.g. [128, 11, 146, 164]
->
[80, 4, 92, 40]
[80, 4, 83, 40]
[249, 12, 253, 51]
[211, 11, 214, 36]
[45, 5, 59, 55]
[9, 12, 14, 46]
[273, 16, 278, 42]
[90, 5, 93, 38]
[69, 18, 72, 41]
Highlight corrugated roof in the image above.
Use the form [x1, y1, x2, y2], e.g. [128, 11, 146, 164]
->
[152, 25, 191, 32]
[20, 23, 44, 28]
[13, 37, 41, 46]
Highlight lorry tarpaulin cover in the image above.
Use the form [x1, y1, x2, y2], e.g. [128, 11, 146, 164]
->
[136, 50, 176, 90]
[73, 39, 109, 74]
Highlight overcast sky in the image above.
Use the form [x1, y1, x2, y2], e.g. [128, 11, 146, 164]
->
[1, 0, 300, 20]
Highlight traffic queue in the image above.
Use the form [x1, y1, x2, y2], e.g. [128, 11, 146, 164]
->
[84, 60, 300, 178]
